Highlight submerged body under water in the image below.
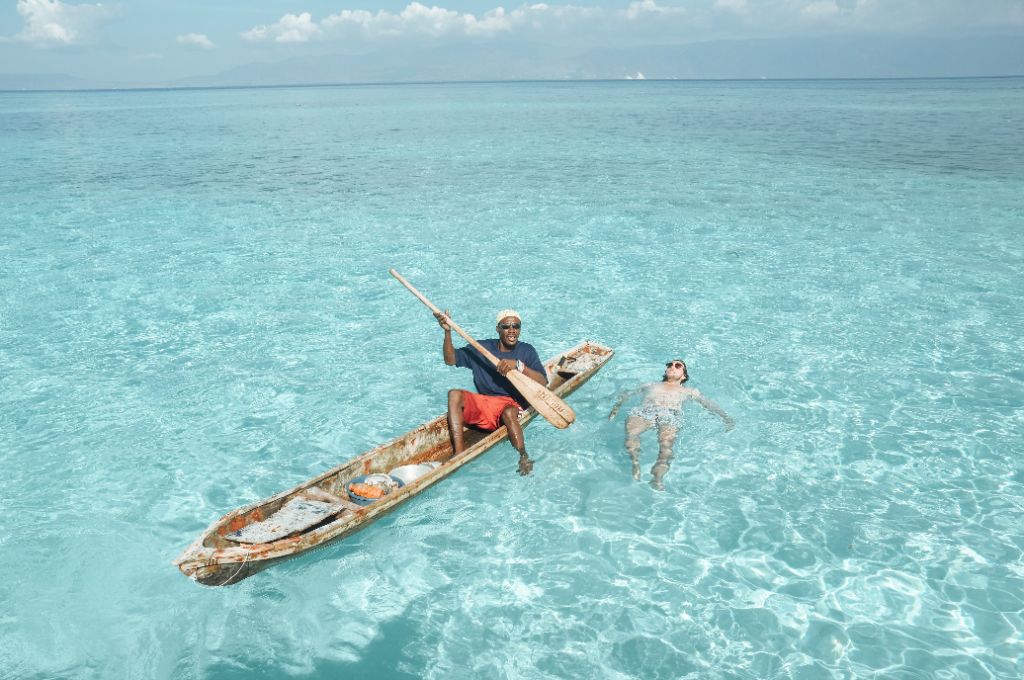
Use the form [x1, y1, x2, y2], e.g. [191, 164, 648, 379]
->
[1, 78, 1023, 679]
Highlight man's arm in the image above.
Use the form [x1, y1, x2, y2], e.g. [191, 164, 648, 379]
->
[609, 386, 645, 420]
[693, 391, 734, 431]
[495, 360, 547, 386]
[522, 364, 548, 386]
[434, 310, 456, 365]
[496, 344, 547, 386]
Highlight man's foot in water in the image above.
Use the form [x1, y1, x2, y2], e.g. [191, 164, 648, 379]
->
[651, 478, 665, 492]
[517, 452, 534, 476]
[630, 454, 641, 481]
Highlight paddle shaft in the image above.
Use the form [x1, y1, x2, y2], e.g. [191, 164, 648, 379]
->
[389, 269, 504, 368]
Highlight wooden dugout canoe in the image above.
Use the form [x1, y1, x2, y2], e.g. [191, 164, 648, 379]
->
[174, 341, 614, 586]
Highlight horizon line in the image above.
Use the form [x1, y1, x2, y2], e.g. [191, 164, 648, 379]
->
[3, 73, 1023, 95]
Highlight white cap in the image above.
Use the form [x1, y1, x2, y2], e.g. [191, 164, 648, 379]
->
[496, 309, 521, 324]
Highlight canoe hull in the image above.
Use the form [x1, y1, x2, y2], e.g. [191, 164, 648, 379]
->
[174, 341, 613, 586]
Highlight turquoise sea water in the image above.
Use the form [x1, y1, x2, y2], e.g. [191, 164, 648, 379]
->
[2, 78, 1023, 679]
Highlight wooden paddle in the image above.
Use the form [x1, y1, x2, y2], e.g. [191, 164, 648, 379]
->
[390, 269, 575, 429]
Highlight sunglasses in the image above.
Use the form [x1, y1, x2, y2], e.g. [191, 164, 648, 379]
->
[666, 362, 685, 369]
[498, 323, 521, 330]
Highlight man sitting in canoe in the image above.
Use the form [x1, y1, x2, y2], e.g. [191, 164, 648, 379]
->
[609, 360, 733, 490]
[435, 308, 548, 475]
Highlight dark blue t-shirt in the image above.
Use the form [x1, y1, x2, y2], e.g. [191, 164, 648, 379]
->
[453, 339, 546, 408]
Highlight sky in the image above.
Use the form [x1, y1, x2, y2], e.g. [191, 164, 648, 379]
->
[1, 0, 1023, 83]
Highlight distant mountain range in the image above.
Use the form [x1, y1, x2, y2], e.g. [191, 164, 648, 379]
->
[3, 35, 1023, 91]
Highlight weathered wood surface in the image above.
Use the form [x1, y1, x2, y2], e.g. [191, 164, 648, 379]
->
[227, 498, 347, 544]
[173, 340, 613, 586]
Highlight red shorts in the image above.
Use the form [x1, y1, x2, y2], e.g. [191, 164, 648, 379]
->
[460, 391, 521, 431]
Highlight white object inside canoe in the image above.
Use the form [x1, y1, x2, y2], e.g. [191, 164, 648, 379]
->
[227, 498, 346, 544]
[388, 462, 441, 485]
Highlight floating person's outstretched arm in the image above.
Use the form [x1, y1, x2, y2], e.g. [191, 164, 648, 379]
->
[608, 386, 645, 420]
[692, 390, 734, 431]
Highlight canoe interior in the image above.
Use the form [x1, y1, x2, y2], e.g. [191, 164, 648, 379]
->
[174, 340, 612, 582]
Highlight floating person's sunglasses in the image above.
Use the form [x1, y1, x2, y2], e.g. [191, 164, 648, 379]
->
[499, 323, 521, 330]
[666, 361, 685, 368]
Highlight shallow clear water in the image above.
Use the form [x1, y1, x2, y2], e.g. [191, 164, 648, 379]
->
[2, 78, 1023, 679]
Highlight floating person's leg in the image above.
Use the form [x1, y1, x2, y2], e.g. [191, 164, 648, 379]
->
[625, 416, 654, 482]
[650, 424, 678, 492]
[501, 405, 533, 476]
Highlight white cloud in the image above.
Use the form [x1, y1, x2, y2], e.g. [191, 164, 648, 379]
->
[622, 0, 684, 20]
[801, 0, 840, 20]
[240, 25, 268, 41]
[243, 11, 324, 42]
[243, 2, 608, 42]
[321, 3, 519, 38]
[700, 0, 1024, 35]
[6, 0, 122, 47]
[176, 33, 215, 49]
[712, 0, 747, 12]
[276, 12, 324, 42]
[238, 0, 1024, 48]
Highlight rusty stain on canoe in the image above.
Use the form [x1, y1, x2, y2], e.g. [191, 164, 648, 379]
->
[173, 340, 613, 586]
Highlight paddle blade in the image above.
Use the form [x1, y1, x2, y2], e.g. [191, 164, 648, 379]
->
[508, 371, 575, 429]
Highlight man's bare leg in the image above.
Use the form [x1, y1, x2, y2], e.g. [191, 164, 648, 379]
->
[500, 405, 532, 476]
[650, 424, 678, 491]
[625, 416, 654, 481]
[447, 389, 467, 455]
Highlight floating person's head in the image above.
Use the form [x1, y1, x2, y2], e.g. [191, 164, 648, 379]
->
[663, 360, 688, 383]
[496, 309, 521, 347]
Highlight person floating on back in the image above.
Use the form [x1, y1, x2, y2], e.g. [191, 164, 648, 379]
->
[609, 360, 733, 490]
[435, 308, 549, 475]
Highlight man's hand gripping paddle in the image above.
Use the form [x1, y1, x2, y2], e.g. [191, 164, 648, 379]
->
[390, 269, 575, 429]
